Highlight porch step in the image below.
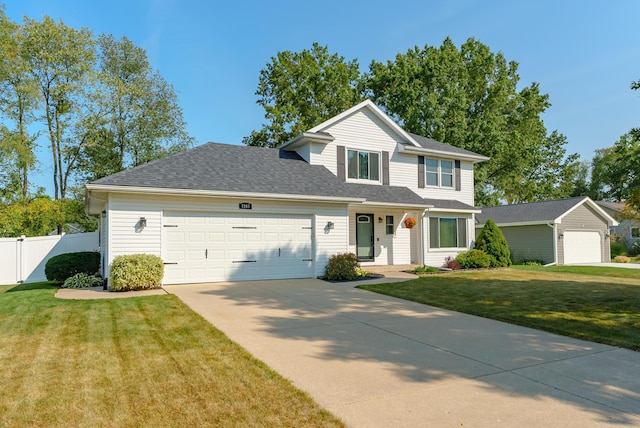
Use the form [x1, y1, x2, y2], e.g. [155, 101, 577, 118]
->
[363, 264, 421, 273]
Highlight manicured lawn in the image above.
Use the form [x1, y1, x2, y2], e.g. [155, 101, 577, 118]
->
[358, 268, 640, 351]
[513, 264, 640, 280]
[0, 283, 343, 427]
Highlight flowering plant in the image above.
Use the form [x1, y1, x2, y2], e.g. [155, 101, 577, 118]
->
[404, 217, 417, 229]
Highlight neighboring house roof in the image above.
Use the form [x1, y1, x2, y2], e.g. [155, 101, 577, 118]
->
[476, 196, 618, 227]
[596, 201, 626, 212]
[88, 142, 432, 208]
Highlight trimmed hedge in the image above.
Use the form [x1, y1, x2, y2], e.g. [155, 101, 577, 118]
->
[455, 249, 492, 269]
[109, 254, 164, 292]
[325, 253, 359, 281]
[45, 251, 100, 282]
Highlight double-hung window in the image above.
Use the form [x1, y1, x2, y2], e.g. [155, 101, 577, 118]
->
[348, 150, 380, 181]
[429, 217, 467, 248]
[425, 158, 454, 188]
[632, 227, 640, 238]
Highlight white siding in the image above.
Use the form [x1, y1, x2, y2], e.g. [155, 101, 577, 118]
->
[105, 192, 348, 280]
[306, 108, 476, 205]
[310, 109, 401, 177]
[348, 208, 414, 265]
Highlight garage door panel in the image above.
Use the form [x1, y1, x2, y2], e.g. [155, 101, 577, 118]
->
[564, 231, 602, 264]
[163, 212, 314, 284]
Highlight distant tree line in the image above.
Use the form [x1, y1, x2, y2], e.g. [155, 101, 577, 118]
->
[0, 6, 193, 236]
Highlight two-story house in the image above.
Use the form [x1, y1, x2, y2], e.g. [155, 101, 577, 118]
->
[86, 100, 488, 285]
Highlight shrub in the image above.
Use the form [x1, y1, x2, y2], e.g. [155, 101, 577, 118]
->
[610, 240, 628, 258]
[414, 266, 440, 273]
[514, 259, 544, 266]
[629, 242, 640, 257]
[325, 253, 359, 281]
[614, 255, 631, 263]
[45, 251, 100, 282]
[475, 219, 511, 267]
[455, 249, 492, 269]
[62, 273, 103, 289]
[109, 254, 164, 291]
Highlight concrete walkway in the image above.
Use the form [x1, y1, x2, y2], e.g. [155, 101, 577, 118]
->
[166, 274, 640, 427]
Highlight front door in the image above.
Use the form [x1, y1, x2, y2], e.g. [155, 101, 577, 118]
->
[356, 214, 374, 261]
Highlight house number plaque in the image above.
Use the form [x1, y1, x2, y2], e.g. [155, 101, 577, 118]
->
[239, 203, 252, 209]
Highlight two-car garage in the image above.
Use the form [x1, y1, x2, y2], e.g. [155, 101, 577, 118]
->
[162, 212, 314, 284]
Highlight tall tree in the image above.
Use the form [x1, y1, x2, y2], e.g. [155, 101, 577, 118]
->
[366, 38, 579, 205]
[76, 34, 193, 181]
[20, 16, 95, 201]
[0, 8, 39, 202]
[244, 43, 364, 147]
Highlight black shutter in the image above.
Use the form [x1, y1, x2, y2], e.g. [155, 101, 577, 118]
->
[455, 160, 461, 191]
[418, 156, 425, 188]
[382, 151, 390, 185]
[337, 146, 345, 181]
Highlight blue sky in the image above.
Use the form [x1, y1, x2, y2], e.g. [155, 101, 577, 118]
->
[4, 0, 640, 195]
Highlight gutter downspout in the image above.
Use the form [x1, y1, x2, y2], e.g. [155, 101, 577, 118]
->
[545, 222, 557, 266]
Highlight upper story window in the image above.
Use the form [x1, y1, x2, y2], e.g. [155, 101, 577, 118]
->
[425, 158, 453, 188]
[348, 150, 380, 181]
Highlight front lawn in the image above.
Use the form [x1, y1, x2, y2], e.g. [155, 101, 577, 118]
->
[358, 268, 640, 351]
[0, 283, 343, 427]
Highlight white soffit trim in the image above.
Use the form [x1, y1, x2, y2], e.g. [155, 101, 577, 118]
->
[555, 196, 619, 226]
[428, 207, 482, 214]
[399, 144, 490, 163]
[307, 99, 419, 146]
[85, 184, 365, 204]
[279, 131, 335, 150]
[357, 201, 434, 209]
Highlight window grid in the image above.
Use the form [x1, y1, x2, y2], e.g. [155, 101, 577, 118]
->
[425, 158, 454, 188]
[348, 149, 380, 181]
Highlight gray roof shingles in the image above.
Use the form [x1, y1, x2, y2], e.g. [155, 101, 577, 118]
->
[424, 198, 478, 211]
[475, 197, 587, 225]
[408, 133, 486, 158]
[91, 142, 431, 206]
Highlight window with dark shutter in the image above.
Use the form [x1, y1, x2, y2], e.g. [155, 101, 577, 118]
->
[337, 145, 345, 181]
[418, 156, 425, 188]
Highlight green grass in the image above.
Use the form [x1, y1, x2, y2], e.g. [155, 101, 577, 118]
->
[0, 282, 343, 427]
[359, 268, 640, 351]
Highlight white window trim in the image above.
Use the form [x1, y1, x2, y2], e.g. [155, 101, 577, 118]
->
[425, 158, 454, 189]
[631, 226, 640, 239]
[385, 215, 394, 235]
[346, 149, 382, 184]
[429, 217, 468, 249]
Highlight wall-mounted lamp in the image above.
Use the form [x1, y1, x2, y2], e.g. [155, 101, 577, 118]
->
[101, 210, 106, 219]
[326, 221, 334, 230]
[558, 232, 563, 239]
[378, 217, 383, 223]
[139, 217, 147, 228]
[605, 233, 610, 239]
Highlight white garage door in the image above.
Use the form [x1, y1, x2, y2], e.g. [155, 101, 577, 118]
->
[162, 212, 314, 284]
[563, 231, 602, 264]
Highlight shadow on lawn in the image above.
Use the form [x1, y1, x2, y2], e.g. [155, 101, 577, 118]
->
[187, 277, 640, 426]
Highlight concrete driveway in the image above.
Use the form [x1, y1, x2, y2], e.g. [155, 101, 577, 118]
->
[167, 276, 640, 427]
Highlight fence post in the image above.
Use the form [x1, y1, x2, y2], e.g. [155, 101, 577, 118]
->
[17, 235, 25, 283]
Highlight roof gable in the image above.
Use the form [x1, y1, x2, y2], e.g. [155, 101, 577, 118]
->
[476, 197, 617, 226]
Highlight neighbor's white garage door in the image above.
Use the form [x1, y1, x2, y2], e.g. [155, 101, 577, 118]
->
[563, 231, 602, 264]
[162, 212, 313, 284]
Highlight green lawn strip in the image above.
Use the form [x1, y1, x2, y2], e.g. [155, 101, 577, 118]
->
[358, 269, 640, 351]
[0, 283, 344, 427]
[512, 264, 640, 280]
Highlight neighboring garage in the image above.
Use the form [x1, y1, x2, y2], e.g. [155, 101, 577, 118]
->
[476, 197, 618, 265]
[162, 212, 314, 284]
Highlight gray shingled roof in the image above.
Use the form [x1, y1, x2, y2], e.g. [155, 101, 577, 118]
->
[90, 142, 434, 206]
[475, 197, 588, 225]
[408, 133, 486, 158]
[424, 198, 478, 211]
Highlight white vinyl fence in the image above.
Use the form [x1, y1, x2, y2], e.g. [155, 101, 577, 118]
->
[0, 232, 99, 285]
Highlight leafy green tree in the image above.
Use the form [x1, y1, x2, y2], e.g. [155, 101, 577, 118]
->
[20, 15, 95, 201]
[366, 38, 579, 205]
[0, 9, 39, 202]
[474, 218, 511, 267]
[244, 43, 364, 147]
[76, 35, 193, 181]
[0, 197, 64, 237]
